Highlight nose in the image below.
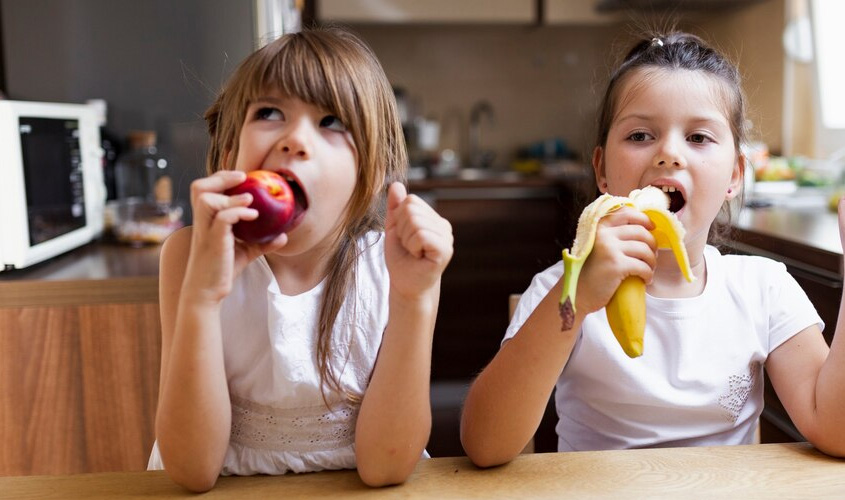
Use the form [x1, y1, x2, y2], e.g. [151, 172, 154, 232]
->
[277, 119, 311, 159]
[653, 137, 686, 169]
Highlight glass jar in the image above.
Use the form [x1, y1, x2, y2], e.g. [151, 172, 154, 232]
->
[116, 131, 171, 205]
[112, 131, 182, 245]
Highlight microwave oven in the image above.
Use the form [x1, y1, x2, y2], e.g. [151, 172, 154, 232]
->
[0, 100, 106, 271]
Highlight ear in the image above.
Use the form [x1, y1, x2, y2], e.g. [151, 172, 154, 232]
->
[592, 146, 607, 193]
[726, 153, 744, 200]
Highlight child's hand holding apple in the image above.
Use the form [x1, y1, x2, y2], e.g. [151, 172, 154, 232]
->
[225, 170, 296, 244]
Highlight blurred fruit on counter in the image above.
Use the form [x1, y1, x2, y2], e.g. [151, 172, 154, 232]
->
[755, 156, 796, 182]
[511, 158, 542, 175]
[794, 158, 840, 188]
[511, 137, 573, 175]
[829, 190, 844, 213]
[754, 155, 841, 188]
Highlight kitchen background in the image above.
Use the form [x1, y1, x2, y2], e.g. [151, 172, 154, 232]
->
[1, 0, 797, 219]
[2, 0, 840, 469]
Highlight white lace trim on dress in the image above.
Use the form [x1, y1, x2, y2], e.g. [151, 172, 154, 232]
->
[230, 396, 358, 453]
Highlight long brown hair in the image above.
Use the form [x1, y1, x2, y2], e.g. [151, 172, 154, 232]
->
[594, 31, 747, 244]
[205, 27, 407, 402]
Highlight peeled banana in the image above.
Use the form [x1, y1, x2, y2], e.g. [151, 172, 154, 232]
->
[559, 186, 694, 357]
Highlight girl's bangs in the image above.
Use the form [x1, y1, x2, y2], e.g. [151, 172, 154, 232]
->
[247, 40, 356, 125]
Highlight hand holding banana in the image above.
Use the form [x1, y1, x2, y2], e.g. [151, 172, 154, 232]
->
[559, 186, 694, 357]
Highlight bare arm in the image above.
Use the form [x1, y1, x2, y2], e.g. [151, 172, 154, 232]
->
[460, 280, 582, 467]
[155, 228, 231, 492]
[155, 171, 285, 492]
[766, 197, 845, 457]
[460, 208, 658, 467]
[355, 183, 453, 486]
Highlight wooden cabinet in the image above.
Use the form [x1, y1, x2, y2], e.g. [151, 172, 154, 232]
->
[413, 180, 579, 381]
[317, 0, 627, 25]
[318, 0, 536, 24]
[0, 243, 161, 476]
[544, 0, 620, 24]
[411, 176, 585, 456]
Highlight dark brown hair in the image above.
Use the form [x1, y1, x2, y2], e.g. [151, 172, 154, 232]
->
[205, 27, 407, 402]
[595, 31, 747, 243]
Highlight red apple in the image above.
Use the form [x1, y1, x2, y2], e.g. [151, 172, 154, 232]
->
[225, 170, 295, 244]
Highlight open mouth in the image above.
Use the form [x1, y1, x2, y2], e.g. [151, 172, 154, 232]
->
[281, 173, 309, 223]
[656, 185, 686, 213]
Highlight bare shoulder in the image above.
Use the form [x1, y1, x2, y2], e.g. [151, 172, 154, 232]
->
[160, 226, 193, 269]
[158, 227, 194, 297]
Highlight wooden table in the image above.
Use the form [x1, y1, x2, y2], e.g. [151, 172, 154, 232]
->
[2, 443, 843, 499]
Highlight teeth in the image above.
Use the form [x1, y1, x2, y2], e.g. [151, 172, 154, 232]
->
[659, 185, 677, 193]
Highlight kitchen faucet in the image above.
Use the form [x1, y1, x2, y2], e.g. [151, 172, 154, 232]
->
[468, 100, 495, 168]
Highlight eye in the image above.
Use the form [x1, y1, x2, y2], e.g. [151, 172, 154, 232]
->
[627, 131, 652, 142]
[688, 133, 711, 144]
[319, 115, 347, 132]
[255, 107, 283, 121]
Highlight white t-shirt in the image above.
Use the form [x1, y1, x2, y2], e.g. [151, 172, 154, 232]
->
[504, 245, 823, 451]
[149, 231, 389, 475]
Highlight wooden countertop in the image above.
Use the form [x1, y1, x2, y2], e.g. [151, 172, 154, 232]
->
[1, 443, 842, 498]
[2, 202, 840, 306]
[0, 239, 161, 307]
[731, 205, 842, 276]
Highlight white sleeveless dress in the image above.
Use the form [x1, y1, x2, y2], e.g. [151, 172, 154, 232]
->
[148, 231, 389, 475]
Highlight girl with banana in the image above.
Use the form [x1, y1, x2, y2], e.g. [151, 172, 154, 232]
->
[461, 31, 845, 466]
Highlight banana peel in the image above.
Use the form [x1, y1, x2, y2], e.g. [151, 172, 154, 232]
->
[559, 186, 694, 357]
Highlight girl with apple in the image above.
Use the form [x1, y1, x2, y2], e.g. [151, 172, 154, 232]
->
[149, 27, 453, 492]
